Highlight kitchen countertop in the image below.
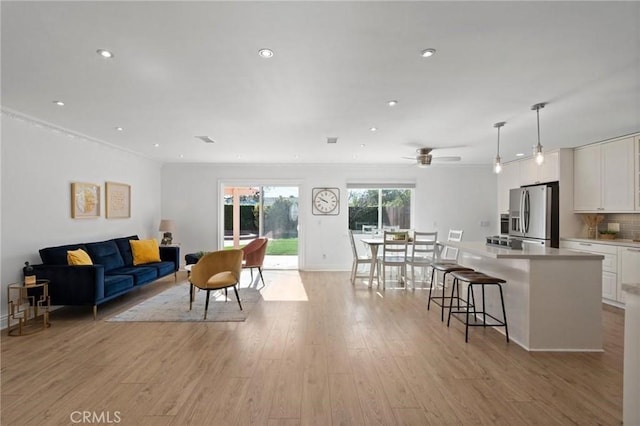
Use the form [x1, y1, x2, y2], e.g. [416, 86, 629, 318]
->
[445, 241, 604, 260]
[562, 237, 640, 249]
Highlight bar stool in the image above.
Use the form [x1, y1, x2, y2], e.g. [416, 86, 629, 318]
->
[427, 262, 474, 321]
[446, 270, 509, 343]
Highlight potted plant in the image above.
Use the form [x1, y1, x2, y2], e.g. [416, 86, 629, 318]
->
[598, 230, 618, 240]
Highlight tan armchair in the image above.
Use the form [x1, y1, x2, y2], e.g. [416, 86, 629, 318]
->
[188, 249, 243, 319]
[241, 238, 268, 287]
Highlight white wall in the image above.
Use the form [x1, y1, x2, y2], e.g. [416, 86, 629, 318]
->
[1, 112, 162, 323]
[161, 162, 497, 270]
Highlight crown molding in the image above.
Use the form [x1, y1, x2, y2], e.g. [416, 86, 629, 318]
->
[1, 107, 158, 163]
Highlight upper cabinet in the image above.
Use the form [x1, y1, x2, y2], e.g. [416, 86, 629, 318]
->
[520, 150, 559, 186]
[497, 150, 561, 213]
[574, 144, 602, 211]
[497, 161, 521, 213]
[574, 136, 635, 212]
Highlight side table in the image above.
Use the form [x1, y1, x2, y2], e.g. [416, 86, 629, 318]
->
[7, 279, 51, 336]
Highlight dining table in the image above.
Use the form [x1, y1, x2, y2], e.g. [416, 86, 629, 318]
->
[360, 237, 443, 288]
[360, 238, 383, 287]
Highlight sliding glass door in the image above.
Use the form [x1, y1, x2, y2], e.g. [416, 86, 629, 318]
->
[223, 185, 299, 269]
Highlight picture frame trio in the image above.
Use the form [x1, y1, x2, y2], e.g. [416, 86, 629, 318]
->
[71, 181, 131, 219]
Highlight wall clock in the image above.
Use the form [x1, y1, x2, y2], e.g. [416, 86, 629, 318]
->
[312, 187, 340, 215]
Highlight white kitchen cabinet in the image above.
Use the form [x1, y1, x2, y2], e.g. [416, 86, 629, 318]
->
[602, 138, 635, 211]
[520, 150, 559, 186]
[574, 136, 635, 212]
[602, 271, 618, 301]
[561, 240, 620, 304]
[574, 144, 602, 211]
[497, 150, 561, 213]
[619, 246, 640, 303]
[497, 161, 520, 213]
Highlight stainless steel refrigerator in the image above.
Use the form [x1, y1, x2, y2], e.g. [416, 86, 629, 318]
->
[508, 183, 559, 247]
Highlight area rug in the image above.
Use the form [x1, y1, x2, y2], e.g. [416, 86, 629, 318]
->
[106, 283, 262, 322]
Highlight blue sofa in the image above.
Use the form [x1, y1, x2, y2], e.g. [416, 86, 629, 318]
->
[30, 235, 179, 318]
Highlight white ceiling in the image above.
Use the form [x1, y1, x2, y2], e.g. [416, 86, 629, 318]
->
[2, 1, 639, 166]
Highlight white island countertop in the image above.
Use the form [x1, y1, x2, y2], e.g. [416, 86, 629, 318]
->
[445, 240, 604, 352]
[446, 241, 604, 260]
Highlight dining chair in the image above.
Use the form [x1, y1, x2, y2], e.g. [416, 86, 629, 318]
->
[428, 229, 474, 321]
[377, 230, 409, 290]
[349, 230, 373, 285]
[241, 237, 268, 288]
[188, 249, 243, 319]
[406, 231, 438, 290]
[439, 229, 464, 261]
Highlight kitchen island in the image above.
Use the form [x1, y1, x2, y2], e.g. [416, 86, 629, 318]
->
[445, 241, 604, 351]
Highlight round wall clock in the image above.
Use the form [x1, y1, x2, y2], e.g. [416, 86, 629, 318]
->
[312, 187, 340, 215]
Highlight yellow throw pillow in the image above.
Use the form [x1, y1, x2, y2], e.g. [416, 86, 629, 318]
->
[130, 239, 161, 265]
[67, 249, 93, 265]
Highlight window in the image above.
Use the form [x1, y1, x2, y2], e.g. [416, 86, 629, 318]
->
[347, 186, 413, 232]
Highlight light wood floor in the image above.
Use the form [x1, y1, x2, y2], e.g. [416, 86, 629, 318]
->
[1, 271, 624, 425]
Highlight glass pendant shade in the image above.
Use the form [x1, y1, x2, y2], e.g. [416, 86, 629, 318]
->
[534, 145, 544, 165]
[494, 156, 502, 174]
[493, 121, 506, 174]
[531, 103, 546, 166]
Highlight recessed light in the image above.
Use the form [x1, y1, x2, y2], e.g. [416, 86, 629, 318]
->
[115, 127, 124, 131]
[516, 153, 525, 157]
[370, 127, 377, 132]
[153, 143, 160, 148]
[421, 48, 436, 58]
[53, 100, 65, 106]
[360, 144, 366, 148]
[179, 154, 184, 158]
[258, 48, 274, 58]
[388, 100, 398, 106]
[97, 49, 114, 59]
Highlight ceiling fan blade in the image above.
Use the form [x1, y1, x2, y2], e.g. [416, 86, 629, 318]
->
[401, 156, 418, 160]
[432, 156, 461, 162]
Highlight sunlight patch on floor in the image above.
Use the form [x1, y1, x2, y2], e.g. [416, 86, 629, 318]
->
[258, 270, 309, 301]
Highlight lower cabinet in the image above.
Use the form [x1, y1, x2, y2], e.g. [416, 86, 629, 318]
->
[619, 247, 640, 303]
[602, 271, 618, 301]
[561, 240, 621, 305]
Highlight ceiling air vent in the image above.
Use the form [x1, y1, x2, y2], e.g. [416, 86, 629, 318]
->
[195, 136, 215, 143]
[327, 137, 338, 144]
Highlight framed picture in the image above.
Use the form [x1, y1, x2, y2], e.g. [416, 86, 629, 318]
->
[105, 181, 131, 218]
[71, 182, 100, 218]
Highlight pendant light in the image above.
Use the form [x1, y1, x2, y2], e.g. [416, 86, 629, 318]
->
[493, 121, 506, 174]
[531, 102, 547, 165]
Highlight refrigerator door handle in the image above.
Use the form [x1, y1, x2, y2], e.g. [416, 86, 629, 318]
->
[524, 190, 530, 233]
[519, 190, 525, 233]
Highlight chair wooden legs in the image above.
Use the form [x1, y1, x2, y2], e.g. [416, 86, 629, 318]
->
[233, 285, 243, 311]
[204, 289, 211, 319]
[258, 267, 265, 287]
[189, 284, 194, 310]
[196, 284, 243, 319]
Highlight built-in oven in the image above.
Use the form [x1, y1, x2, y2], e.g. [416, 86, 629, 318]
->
[500, 214, 509, 235]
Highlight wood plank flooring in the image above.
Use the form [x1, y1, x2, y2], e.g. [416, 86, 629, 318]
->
[1, 271, 624, 425]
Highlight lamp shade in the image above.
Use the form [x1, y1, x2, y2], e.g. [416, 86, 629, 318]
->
[158, 219, 175, 232]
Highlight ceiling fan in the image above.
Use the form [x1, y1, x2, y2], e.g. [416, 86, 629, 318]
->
[402, 148, 462, 167]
